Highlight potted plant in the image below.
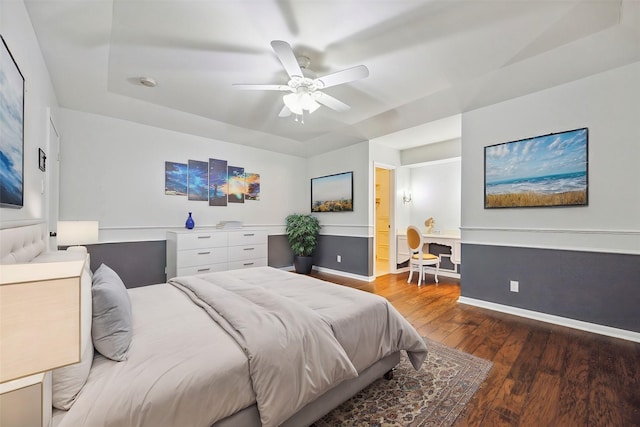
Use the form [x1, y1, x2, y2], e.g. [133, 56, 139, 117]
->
[285, 213, 321, 274]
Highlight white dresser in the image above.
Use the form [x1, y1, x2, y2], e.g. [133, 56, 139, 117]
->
[166, 229, 268, 279]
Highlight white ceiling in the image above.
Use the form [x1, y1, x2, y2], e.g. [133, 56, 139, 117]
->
[24, 0, 640, 157]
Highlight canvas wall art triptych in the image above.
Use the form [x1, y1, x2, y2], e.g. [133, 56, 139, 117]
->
[164, 159, 260, 206]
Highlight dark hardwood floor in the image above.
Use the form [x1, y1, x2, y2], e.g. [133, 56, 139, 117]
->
[310, 270, 640, 427]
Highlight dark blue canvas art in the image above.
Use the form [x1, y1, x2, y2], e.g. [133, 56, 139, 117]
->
[228, 166, 245, 204]
[0, 37, 25, 208]
[165, 161, 187, 195]
[188, 160, 209, 201]
[245, 173, 260, 201]
[209, 158, 228, 206]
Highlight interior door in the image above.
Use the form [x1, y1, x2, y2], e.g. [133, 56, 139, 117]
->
[48, 116, 60, 250]
[375, 167, 391, 276]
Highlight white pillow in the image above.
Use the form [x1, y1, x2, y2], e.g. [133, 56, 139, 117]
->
[36, 252, 94, 410]
[91, 264, 132, 361]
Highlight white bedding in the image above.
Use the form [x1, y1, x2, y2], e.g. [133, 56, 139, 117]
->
[54, 267, 428, 427]
[55, 284, 255, 427]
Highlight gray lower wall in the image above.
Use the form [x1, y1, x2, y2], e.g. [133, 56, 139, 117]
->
[268, 234, 294, 268]
[461, 243, 640, 333]
[84, 241, 167, 288]
[83, 233, 371, 287]
[314, 235, 372, 277]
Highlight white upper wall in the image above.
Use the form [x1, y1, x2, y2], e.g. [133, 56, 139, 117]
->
[409, 158, 461, 234]
[0, 0, 59, 228]
[57, 108, 308, 241]
[461, 61, 640, 254]
[307, 141, 370, 237]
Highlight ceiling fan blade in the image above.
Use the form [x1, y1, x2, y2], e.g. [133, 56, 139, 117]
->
[314, 65, 369, 89]
[278, 105, 292, 117]
[312, 92, 351, 112]
[232, 84, 291, 91]
[271, 40, 303, 79]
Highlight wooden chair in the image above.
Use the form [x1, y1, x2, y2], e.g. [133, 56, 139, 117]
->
[406, 225, 440, 286]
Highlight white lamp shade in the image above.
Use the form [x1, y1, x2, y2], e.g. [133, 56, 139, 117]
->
[283, 92, 321, 115]
[57, 221, 99, 246]
[283, 93, 304, 115]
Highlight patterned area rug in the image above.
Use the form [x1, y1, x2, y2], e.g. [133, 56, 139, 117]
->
[313, 338, 492, 427]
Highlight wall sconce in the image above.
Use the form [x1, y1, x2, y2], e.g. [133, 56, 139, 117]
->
[402, 191, 412, 204]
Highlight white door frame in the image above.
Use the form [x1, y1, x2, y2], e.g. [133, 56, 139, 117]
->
[373, 162, 396, 277]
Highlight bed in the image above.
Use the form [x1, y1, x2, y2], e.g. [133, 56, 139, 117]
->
[0, 223, 428, 427]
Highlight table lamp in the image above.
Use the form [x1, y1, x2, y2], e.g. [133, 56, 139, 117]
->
[56, 221, 99, 248]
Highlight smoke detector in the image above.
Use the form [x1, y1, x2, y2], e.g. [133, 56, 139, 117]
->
[139, 77, 157, 87]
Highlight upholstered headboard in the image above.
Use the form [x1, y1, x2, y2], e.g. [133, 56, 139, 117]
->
[0, 223, 49, 264]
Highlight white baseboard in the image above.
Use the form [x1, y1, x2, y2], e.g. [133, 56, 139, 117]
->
[313, 266, 375, 282]
[458, 296, 640, 343]
[277, 265, 374, 282]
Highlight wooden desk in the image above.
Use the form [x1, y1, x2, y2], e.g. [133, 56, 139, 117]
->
[422, 233, 461, 265]
[397, 232, 461, 276]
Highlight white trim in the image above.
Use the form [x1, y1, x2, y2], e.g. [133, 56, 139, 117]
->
[313, 266, 375, 282]
[461, 226, 640, 235]
[405, 156, 461, 168]
[461, 227, 640, 255]
[458, 296, 640, 343]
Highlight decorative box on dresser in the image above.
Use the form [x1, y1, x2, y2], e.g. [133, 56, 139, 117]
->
[166, 229, 268, 280]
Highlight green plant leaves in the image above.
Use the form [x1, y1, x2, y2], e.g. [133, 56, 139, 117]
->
[285, 214, 320, 257]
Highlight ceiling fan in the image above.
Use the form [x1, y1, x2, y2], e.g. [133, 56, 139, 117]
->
[233, 40, 369, 119]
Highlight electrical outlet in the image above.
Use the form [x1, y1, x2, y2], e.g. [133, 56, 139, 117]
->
[337, 255, 342, 263]
[510, 280, 519, 292]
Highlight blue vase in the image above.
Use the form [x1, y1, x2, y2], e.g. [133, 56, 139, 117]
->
[185, 212, 195, 229]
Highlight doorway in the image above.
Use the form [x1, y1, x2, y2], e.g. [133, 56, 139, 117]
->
[375, 167, 391, 276]
[47, 115, 60, 251]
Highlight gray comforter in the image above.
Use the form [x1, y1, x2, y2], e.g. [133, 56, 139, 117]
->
[169, 267, 428, 427]
[53, 267, 427, 427]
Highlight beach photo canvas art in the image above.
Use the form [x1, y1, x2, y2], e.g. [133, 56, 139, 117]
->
[485, 128, 588, 208]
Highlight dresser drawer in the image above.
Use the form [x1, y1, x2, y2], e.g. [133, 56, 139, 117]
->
[228, 230, 266, 246]
[177, 247, 228, 267]
[228, 244, 267, 262]
[177, 263, 228, 276]
[228, 258, 268, 271]
[177, 232, 228, 250]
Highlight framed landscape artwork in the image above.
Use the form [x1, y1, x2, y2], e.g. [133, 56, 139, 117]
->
[484, 128, 588, 208]
[0, 36, 25, 208]
[311, 171, 353, 212]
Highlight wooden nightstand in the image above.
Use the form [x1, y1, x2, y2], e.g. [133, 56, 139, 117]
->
[0, 372, 51, 427]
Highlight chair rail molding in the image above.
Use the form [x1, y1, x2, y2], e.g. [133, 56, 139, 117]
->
[460, 226, 640, 255]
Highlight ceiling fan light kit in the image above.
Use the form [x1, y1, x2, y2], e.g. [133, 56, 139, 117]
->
[233, 40, 369, 121]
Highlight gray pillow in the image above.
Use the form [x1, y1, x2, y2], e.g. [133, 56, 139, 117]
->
[91, 264, 132, 361]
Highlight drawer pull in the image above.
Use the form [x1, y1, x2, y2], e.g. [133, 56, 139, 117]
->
[243, 247, 255, 251]
[243, 262, 254, 266]
[197, 235, 212, 239]
[197, 268, 211, 272]
[198, 251, 211, 255]
[243, 233, 255, 237]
